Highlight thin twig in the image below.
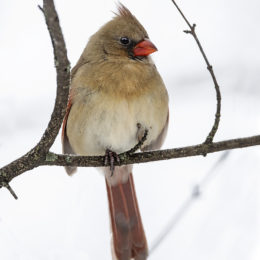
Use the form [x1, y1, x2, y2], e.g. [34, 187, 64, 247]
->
[38, 4, 44, 13]
[126, 129, 149, 154]
[1, 182, 18, 200]
[171, 0, 221, 145]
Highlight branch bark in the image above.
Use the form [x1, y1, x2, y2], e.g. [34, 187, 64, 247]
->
[43, 135, 260, 167]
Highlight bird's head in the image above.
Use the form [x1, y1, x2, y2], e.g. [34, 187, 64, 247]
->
[84, 4, 157, 61]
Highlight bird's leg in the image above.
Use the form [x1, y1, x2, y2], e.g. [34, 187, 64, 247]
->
[104, 149, 121, 176]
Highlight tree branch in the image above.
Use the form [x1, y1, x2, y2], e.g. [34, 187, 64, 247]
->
[0, 0, 70, 198]
[37, 0, 70, 152]
[41, 135, 260, 168]
[171, 0, 222, 145]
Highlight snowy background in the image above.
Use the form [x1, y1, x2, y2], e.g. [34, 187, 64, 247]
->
[0, 0, 260, 259]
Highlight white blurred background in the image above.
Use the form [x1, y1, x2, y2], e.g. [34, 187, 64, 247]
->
[0, 0, 260, 259]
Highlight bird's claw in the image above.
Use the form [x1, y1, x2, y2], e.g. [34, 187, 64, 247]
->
[104, 149, 120, 176]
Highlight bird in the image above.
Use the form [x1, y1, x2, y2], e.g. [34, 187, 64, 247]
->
[62, 4, 169, 260]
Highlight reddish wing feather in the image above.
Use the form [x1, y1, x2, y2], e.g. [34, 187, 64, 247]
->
[61, 99, 72, 141]
[62, 98, 77, 175]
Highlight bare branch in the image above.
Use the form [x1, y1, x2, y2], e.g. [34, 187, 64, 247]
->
[0, 0, 70, 197]
[171, 0, 221, 145]
[37, 0, 70, 151]
[42, 135, 260, 168]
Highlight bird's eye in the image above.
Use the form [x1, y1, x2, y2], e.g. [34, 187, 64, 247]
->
[120, 37, 130, 45]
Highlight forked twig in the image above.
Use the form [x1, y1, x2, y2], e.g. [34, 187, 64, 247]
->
[171, 0, 221, 146]
[1, 182, 18, 200]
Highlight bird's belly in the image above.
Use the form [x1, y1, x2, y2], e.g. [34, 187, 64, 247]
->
[87, 101, 138, 155]
[67, 92, 167, 156]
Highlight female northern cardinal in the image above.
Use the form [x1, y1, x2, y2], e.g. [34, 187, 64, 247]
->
[62, 4, 169, 260]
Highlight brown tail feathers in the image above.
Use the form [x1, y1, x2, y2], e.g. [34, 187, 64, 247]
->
[106, 172, 148, 260]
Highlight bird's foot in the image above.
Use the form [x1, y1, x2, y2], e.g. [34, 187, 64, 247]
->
[104, 149, 120, 176]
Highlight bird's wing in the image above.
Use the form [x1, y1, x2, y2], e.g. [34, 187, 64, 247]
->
[61, 56, 90, 175]
[61, 97, 77, 175]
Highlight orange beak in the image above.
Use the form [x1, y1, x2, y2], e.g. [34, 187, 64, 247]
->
[133, 38, 158, 57]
